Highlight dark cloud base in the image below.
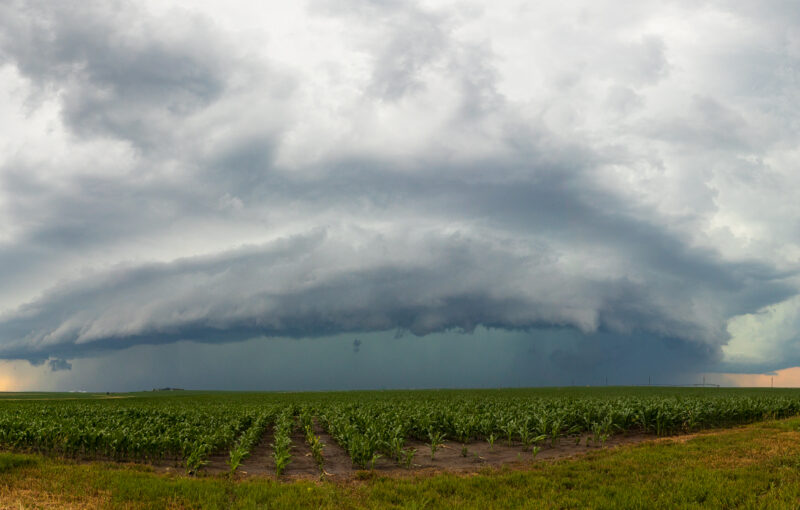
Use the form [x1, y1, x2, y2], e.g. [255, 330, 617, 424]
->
[31, 327, 713, 392]
[0, 230, 790, 369]
[0, 1, 798, 387]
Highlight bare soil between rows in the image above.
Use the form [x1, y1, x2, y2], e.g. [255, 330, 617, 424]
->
[3, 428, 720, 481]
[201, 429, 682, 480]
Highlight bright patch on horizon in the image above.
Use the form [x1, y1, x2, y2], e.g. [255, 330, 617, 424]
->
[718, 366, 800, 388]
[0, 372, 18, 392]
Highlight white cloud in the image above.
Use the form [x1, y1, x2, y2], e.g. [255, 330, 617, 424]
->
[723, 296, 800, 369]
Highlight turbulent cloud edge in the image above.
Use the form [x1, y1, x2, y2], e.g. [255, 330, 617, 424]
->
[0, 228, 794, 368]
[0, 1, 799, 377]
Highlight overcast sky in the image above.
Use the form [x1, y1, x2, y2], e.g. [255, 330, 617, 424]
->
[0, 0, 799, 391]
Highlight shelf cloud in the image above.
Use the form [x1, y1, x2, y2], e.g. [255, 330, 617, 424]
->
[0, 0, 798, 388]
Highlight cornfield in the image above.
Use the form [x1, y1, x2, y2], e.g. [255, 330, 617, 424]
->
[1, 387, 798, 474]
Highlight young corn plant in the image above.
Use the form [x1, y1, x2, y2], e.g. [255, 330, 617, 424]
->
[227, 411, 273, 475]
[535, 415, 550, 441]
[185, 445, 210, 475]
[349, 433, 381, 469]
[228, 446, 246, 474]
[549, 417, 564, 447]
[486, 432, 497, 450]
[272, 434, 292, 476]
[427, 428, 446, 460]
[591, 415, 617, 447]
[388, 435, 405, 462]
[273, 448, 291, 476]
[271, 411, 294, 476]
[402, 447, 417, 469]
[304, 424, 325, 471]
[518, 424, 532, 451]
[299, 410, 314, 431]
[454, 419, 474, 445]
[367, 451, 381, 470]
[500, 421, 516, 446]
[519, 425, 547, 452]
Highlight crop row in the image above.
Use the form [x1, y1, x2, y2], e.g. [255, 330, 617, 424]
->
[0, 401, 267, 471]
[315, 395, 800, 467]
[1, 391, 799, 472]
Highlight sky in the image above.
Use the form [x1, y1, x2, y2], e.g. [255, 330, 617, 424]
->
[0, 0, 799, 391]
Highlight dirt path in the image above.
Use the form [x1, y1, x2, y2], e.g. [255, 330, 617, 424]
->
[218, 428, 326, 479]
[378, 431, 655, 475]
[284, 430, 322, 478]
[313, 424, 354, 478]
[218, 430, 668, 480]
[231, 431, 276, 476]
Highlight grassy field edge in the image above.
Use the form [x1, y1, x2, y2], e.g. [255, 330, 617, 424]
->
[3, 416, 800, 509]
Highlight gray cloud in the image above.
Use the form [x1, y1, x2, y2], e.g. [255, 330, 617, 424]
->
[0, 0, 236, 151]
[0, 222, 791, 368]
[1, 0, 799, 387]
[47, 358, 72, 372]
[10, 328, 718, 392]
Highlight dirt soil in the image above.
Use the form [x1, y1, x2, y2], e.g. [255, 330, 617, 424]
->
[200, 429, 664, 480]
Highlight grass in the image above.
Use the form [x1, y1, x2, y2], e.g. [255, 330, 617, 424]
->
[2, 417, 800, 508]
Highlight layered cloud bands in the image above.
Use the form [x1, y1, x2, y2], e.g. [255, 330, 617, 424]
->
[1, 227, 786, 364]
[0, 1, 799, 379]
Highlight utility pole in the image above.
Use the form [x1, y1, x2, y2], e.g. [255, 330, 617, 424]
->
[648, 375, 651, 386]
[771, 376, 774, 389]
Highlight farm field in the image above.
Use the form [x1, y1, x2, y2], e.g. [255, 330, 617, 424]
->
[2, 387, 800, 508]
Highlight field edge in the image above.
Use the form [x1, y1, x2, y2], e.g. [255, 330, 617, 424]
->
[2, 415, 800, 509]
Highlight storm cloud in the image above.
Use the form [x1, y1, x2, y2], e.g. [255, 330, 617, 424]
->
[1, 0, 799, 389]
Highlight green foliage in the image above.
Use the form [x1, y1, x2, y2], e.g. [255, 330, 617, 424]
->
[304, 424, 325, 471]
[7, 416, 800, 509]
[227, 410, 274, 474]
[0, 452, 35, 473]
[401, 447, 416, 469]
[3, 387, 800, 477]
[271, 410, 294, 476]
[427, 428, 445, 460]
